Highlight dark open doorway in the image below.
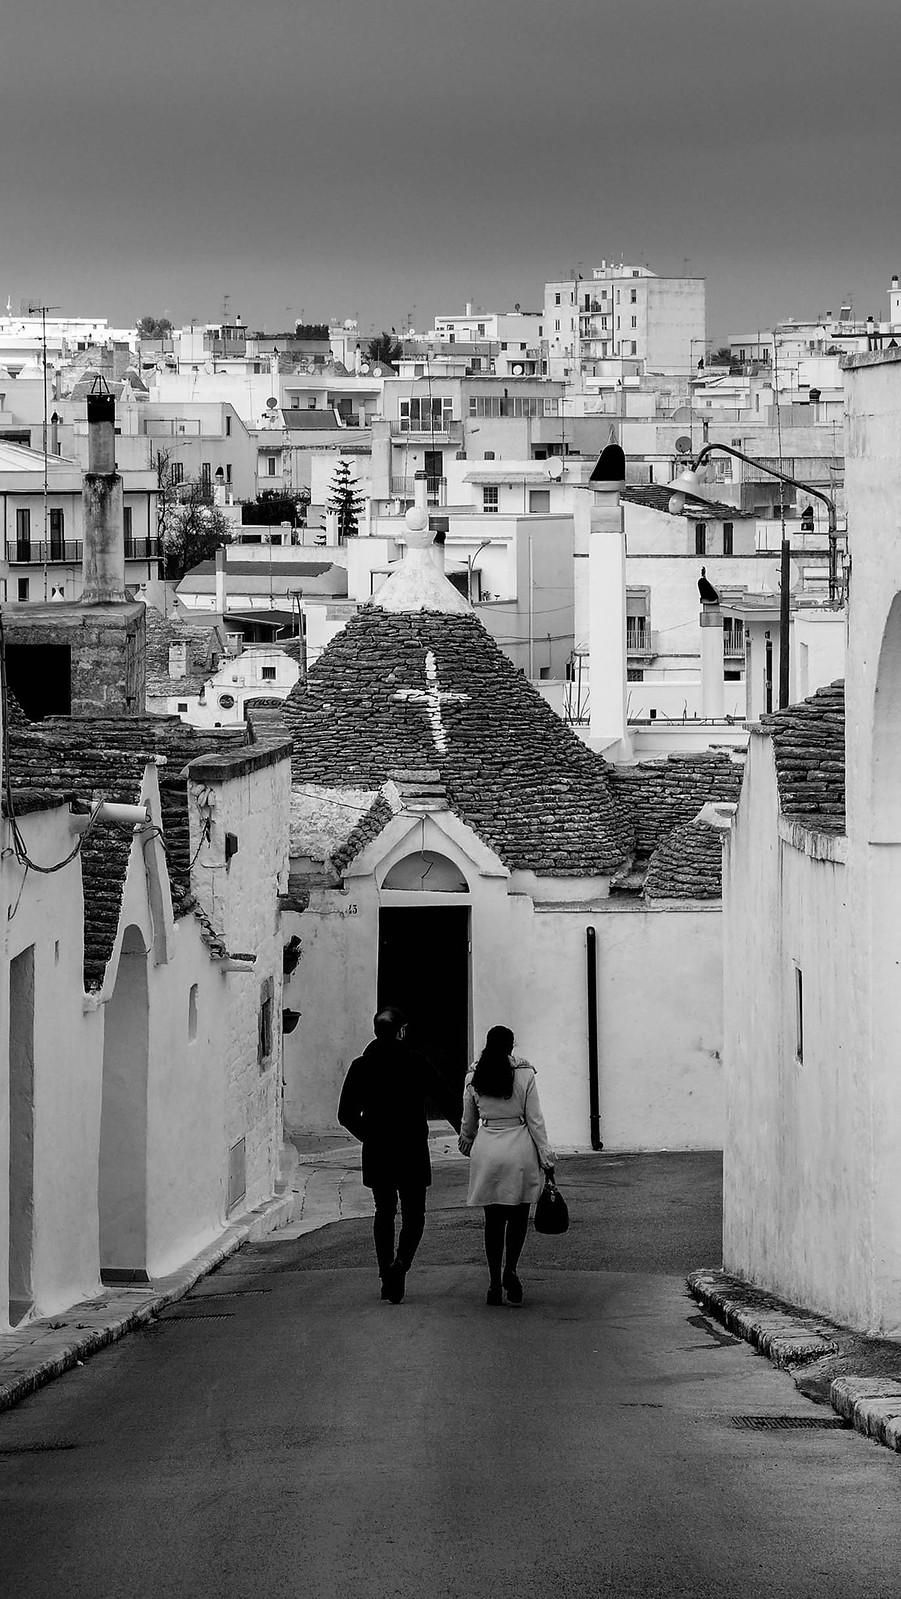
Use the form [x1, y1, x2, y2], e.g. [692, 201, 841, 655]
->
[5, 644, 72, 719]
[378, 906, 470, 1109]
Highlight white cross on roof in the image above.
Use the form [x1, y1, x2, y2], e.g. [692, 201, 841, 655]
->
[393, 650, 470, 755]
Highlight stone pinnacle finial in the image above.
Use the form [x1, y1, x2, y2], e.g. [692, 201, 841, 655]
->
[374, 507, 471, 614]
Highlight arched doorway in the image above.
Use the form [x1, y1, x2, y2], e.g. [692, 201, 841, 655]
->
[377, 851, 471, 1103]
[98, 925, 150, 1282]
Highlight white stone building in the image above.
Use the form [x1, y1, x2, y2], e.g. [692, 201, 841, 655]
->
[279, 513, 742, 1154]
[722, 344, 901, 1335]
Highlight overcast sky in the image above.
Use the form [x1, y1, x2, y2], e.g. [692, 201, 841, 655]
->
[2, 0, 898, 342]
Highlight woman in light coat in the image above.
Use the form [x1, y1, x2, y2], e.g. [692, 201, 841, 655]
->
[459, 1025, 556, 1306]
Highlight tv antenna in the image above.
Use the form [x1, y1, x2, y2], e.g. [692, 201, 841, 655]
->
[27, 299, 61, 600]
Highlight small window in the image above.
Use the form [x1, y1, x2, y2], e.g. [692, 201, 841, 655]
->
[267, 456, 276, 475]
[17, 578, 29, 601]
[794, 966, 804, 1063]
[555, 292, 561, 305]
[170, 461, 184, 486]
[177, 701, 188, 711]
[626, 667, 644, 682]
[723, 521, 734, 555]
[482, 486, 499, 513]
[695, 523, 707, 556]
[630, 288, 638, 302]
[188, 984, 198, 1042]
[225, 413, 232, 436]
[258, 977, 274, 1067]
[261, 665, 276, 680]
[123, 506, 133, 540]
[529, 489, 551, 513]
[631, 316, 637, 329]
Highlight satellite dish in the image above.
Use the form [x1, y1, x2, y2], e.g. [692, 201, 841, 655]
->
[547, 458, 564, 479]
[512, 364, 524, 375]
[772, 560, 803, 593]
[360, 363, 370, 374]
[675, 436, 693, 454]
[267, 397, 279, 409]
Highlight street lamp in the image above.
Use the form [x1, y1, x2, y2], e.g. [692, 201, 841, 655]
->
[467, 539, 493, 604]
[668, 441, 843, 710]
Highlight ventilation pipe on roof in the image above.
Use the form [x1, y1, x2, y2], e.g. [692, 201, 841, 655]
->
[586, 926, 602, 1151]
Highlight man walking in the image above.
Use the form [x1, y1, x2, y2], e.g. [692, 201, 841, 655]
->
[338, 1006, 462, 1304]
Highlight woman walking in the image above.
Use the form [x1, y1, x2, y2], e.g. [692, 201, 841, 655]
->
[459, 1026, 556, 1306]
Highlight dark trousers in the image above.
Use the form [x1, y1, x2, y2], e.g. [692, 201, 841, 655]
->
[371, 1183, 427, 1277]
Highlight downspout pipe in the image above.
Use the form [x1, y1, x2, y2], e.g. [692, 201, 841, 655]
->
[586, 925, 602, 1150]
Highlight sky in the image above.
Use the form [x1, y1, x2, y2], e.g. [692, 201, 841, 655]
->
[2, 0, 899, 344]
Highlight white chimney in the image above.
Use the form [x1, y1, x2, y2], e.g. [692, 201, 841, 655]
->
[215, 544, 227, 614]
[700, 604, 725, 719]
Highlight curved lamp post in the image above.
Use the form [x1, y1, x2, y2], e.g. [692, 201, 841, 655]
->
[668, 441, 843, 710]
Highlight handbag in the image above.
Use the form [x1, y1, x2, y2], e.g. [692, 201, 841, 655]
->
[534, 1174, 569, 1235]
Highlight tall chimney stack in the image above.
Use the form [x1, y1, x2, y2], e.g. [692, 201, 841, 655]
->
[82, 386, 126, 604]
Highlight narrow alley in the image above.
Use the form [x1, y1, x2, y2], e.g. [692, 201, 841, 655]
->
[1, 1154, 899, 1599]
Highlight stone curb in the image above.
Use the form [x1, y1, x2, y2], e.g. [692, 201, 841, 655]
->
[688, 1268, 901, 1456]
[830, 1376, 901, 1452]
[0, 1190, 294, 1417]
[687, 1268, 839, 1368]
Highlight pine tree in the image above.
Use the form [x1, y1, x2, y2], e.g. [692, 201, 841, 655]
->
[327, 459, 365, 541]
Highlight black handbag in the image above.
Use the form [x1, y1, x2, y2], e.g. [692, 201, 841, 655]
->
[534, 1175, 569, 1234]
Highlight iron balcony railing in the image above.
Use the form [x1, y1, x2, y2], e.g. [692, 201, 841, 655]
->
[5, 536, 160, 565]
[124, 536, 161, 560]
[390, 476, 447, 502]
[391, 418, 462, 441]
[6, 539, 83, 564]
[626, 623, 652, 655]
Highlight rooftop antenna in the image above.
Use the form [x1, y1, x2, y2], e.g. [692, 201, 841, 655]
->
[27, 299, 61, 600]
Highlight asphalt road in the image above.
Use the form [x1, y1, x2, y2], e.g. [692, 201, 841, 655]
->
[2, 1153, 900, 1599]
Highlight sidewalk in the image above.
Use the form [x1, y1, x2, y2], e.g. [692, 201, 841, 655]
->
[689, 1268, 901, 1456]
[0, 1130, 464, 1415]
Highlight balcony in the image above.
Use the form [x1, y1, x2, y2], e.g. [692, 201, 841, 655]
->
[5, 536, 160, 565]
[389, 476, 447, 504]
[6, 539, 84, 565]
[390, 418, 462, 443]
[626, 623, 652, 656]
[124, 536, 161, 560]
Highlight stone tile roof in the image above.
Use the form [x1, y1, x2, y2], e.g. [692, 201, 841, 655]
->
[283, 609, 633, 876]
[761, 680, 845, 832]
[644, 817, 726, 900]
[621, 485, 748, 520]
[143, 607, 223, 698]
[6, 715, 248, 988]
[608, 753, 745, 861]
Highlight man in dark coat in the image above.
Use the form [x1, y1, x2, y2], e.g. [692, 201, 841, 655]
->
[338, 1006, 462, 1303]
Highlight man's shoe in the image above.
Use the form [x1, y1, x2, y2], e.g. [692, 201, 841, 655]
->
[486, 1284, 503, 1306]
[386, 1259, 407, 1304]
[502, 1271, 523, 1306]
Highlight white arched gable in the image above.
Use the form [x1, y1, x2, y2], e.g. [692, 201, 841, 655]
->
[870, 591, 901, 841]
[382, 850, 469, 893]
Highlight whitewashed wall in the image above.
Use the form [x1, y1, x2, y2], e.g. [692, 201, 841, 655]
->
[1, 803, 102, 1324]
[721, 733, 866, 1324]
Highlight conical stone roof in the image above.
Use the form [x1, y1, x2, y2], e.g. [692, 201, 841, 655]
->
[284, 608, 633, 876]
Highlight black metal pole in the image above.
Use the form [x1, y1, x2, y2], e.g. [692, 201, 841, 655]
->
[586, 926, 602, 1150]
[779, 537, 791, 709]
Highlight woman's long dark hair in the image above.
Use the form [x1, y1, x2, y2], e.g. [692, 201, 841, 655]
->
[472, 1025, 515, 1099]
